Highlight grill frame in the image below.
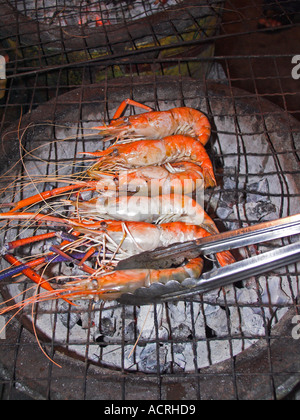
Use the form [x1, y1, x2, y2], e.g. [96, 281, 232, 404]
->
[0, 0, 224, 76]
[0, 302, 299, 400]
[0, 76, 300, 400]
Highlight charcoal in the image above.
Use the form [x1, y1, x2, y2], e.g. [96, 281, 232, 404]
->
[10, 0, 181, 27]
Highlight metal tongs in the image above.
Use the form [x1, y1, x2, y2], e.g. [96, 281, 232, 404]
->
[116, 214, 300, 305]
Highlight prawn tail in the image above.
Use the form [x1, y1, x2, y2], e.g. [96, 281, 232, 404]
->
[201, 218, 220, 236]
[203, 168, 217, 189]
[216, 250, 236, 267]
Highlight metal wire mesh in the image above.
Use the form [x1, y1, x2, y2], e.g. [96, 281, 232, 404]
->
[0, 0, 300, 401]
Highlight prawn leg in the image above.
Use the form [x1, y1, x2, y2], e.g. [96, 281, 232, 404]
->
[1, 231, 83, 282]
[5, 232, 57, 251]
[9, 181, 98, 213]
[0, 257, 47, 281]
[79, 247, 97, 267]
[0, 211, 112, 231]
[50, 246, 96, 276]
[112, 99, 153, 120]
[2, 254, 74, 306]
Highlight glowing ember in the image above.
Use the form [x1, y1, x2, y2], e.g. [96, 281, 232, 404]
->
[9, 0, 180, 28]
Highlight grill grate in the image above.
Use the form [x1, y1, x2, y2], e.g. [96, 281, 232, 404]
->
[0, 0, 300, 401]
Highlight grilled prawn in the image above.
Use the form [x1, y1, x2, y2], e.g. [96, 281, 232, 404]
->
[0, 213, 235, 269]
[0, 258, 204, 307]
[93, 107, 211, 146]
[57, 257, 205, 302]
[87, 135, 216, 188]
[77, 194, 219, 233]
[0, 216, 236, 307]
[90, 162, 209, 195]
[72, 220, 236, 268]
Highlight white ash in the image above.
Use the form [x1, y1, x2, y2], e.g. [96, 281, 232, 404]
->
[208, 173, 277, 228]
[9, 0, 182, 27]
[1, 235, 298, 373]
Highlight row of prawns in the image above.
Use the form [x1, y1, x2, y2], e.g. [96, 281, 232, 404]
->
[0, 100, 235, 311]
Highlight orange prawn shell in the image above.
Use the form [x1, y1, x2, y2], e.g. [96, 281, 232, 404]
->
[89, 135, 217, 189]
[93, 163, 207, 195]
[94, 107, 211, 146]
[72, 220, 236, 268]
[71, 257, 205, 300]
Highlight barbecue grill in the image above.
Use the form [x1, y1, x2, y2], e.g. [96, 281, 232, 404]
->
[1, 0, 224, 86]
[0, 0, 300, 401]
